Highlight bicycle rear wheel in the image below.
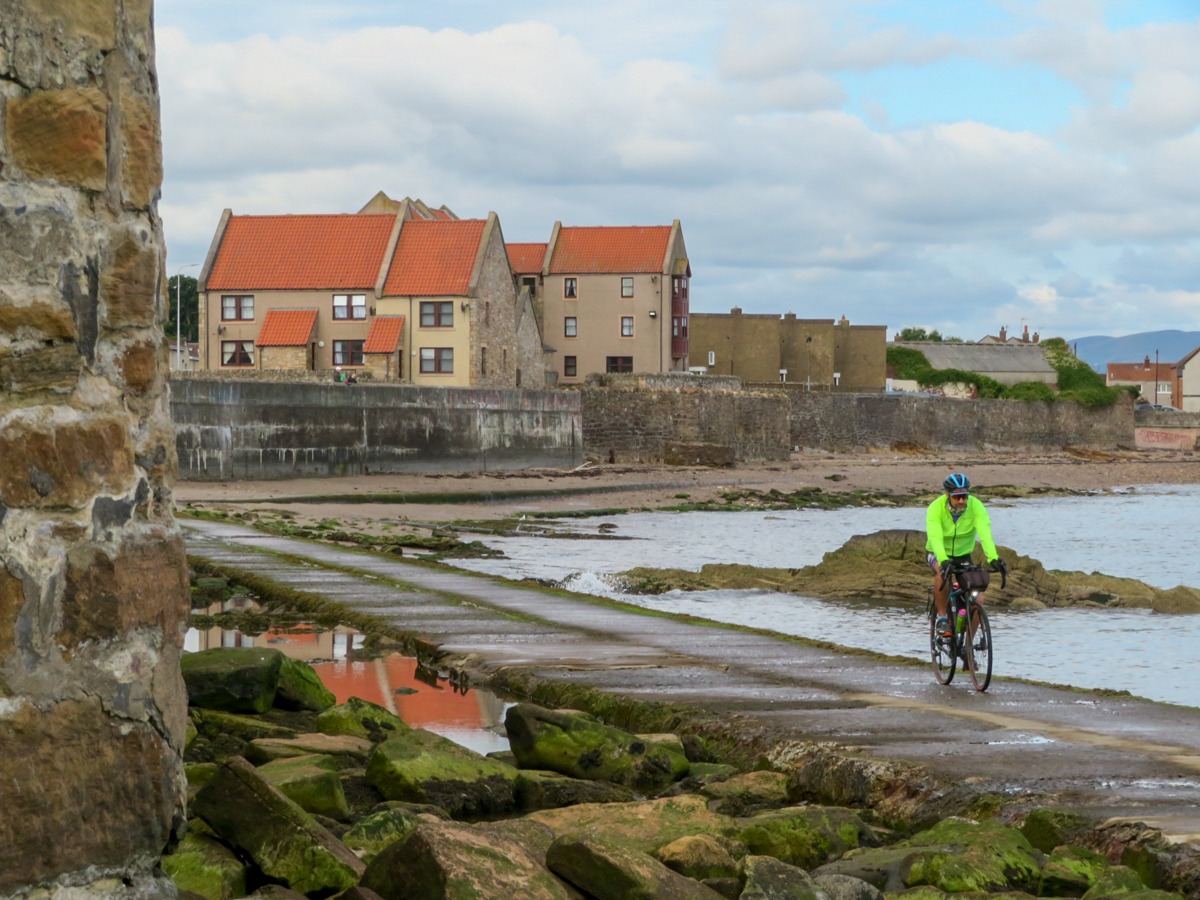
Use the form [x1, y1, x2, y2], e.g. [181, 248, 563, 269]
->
[965, 605, 993, 691]
[930, 611, 956, 684]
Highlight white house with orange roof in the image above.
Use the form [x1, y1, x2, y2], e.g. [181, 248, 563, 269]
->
[196, 198, 543, 388]
[512, 222, 691, 382]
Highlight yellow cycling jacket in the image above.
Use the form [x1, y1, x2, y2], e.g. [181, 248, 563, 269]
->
[925, 495, 998, 563]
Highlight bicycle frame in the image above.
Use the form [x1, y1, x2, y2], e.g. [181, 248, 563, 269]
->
[929, 561, 1004, 691]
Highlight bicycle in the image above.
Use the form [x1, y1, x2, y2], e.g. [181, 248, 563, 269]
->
[928, 560, 1005, 691]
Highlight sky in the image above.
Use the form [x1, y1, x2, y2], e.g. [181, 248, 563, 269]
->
[153, 0, 1200, 343]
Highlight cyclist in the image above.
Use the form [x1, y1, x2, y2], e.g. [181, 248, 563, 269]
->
[926, 472, 1004, 639]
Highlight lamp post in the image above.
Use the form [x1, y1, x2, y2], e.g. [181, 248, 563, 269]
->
[805, 335, 812, 391]
[176, 263, 199, 370]
[1154, 348, 1159, 406]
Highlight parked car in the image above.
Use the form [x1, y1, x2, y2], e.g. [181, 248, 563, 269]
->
[1149, 404, 1179, 411]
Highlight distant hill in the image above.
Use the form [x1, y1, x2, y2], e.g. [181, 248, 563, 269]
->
[1066, 330, 1200, 372]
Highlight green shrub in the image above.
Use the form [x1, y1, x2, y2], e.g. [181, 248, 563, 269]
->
[1002, 382, 1055, 402]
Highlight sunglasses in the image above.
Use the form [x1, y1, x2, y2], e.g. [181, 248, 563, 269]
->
[949, 491, 969, 499]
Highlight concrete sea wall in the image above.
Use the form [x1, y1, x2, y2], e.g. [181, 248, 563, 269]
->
[172, 378, 583, 480]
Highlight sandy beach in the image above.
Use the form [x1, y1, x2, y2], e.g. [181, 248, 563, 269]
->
[174, 448, 1200, 533]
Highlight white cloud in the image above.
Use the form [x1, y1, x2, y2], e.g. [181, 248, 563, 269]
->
[154, 2, 1200, 342]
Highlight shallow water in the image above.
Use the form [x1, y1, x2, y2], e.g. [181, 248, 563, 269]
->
[453, 485, 1200, 708]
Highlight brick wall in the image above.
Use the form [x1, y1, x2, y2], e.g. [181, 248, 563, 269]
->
[0, 1, 188, 894]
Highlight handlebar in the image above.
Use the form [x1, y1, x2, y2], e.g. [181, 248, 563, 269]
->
[946, 560, 1007, 591]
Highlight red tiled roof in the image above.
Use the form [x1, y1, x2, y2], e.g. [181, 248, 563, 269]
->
[364, 316, 405, 354]
[207, 215, 395, 290]
[382, 219, 486, 297]
[256, 309, 318, 346]
[548, 226, 671, 274]
[506, 242, 547, 274]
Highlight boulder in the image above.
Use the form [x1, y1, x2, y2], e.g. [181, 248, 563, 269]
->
[505, 703, 690, 792]
[740, 855, 825, 900]
[190, 708, 296, 743]
[316, 696, 410, 742]
[341, 807, 421, 866]
[1022, 806, 1093, 852]
[366, 728, 520, 818]
[360, 819, 574, 899]
[527, 794, 735, 854]
[546, 833, 727, 899]
[735, 805, 880, 870]
[192, 756, 365, 895]
[654, 833, 744, 881]
[182, 648, 284, 714]
[474, 818, 560, 867]
[1040, 845, 1111, 897]
[1082, 864, 1151, 899]
[814, 872, 887, 900]
[516, 769, 639, 811]
[257, 754, 351, 821]
[161, 830, 247, 900]
[275, 656, 336, 711]
[700, 771, 790, 817]
[246, 732, 374, 765]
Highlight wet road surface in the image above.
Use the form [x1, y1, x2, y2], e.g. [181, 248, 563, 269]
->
[184, 519, 1200, 845]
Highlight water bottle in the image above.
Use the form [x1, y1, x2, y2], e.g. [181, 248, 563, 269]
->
[956, 608, 967, 627]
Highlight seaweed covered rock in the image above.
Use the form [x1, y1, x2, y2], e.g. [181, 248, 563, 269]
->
[182, 648, 285, 714]
[366, 728, 520, 818]
[734, 805, 880, 870]
[505, 703, 690, 792]
[546, 833, 727, 899]
[316, 696, 410, 743]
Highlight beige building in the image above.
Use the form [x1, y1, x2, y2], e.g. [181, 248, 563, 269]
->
[689, 309, 886, 391]
[1107, 355, 1179, 407]
[197, 199, 543, 388]
[1175, 345, 1200, 412]
[509, 222, 691, 382]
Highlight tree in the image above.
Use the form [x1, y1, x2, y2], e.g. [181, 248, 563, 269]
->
[166, 274, 199, 343]
[894, 326, 961, 342]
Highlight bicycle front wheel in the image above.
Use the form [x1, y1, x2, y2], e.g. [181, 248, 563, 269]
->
[965, 605, 993, 692]
[930, 612, 956, 684]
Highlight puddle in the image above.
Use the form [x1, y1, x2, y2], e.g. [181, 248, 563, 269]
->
[187, 598, 511, 755]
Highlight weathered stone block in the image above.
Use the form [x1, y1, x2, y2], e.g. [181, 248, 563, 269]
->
[120, 339, 162, 395]
[161, 829, 247, 900]
[275, 655, 336, 712]
[193, 756, 364, 895]
[0, 414, 134, 508]
[181, 647, 284, 714]
[6, 88, 108, 189]
[119, 93, 162, 209]
[102, 230, 159, 327]
[258, 753, 350, 821]
[361, 819, 573, 899]
[28, 0, 117, 45]
[0, 565, 27, 660]
[546, 833, 727, 899]
[0, 343, 83, 398]
[0, 698, 177, 894]
[60, 535, 188, 648]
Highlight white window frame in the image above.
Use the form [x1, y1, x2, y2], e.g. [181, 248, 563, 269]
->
[420, 347, 454, 373]
[621, 276, 634, 298]
[564, 316, 577, 338]
[620, 316, 634, 337]
[333, 293, 366, 320]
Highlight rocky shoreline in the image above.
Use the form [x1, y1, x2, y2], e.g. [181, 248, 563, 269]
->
[171, 638, 1199, 900]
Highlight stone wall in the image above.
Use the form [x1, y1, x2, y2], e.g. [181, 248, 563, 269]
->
[173, 379, 583, 480]
[1, 1, 188, 896]
[786, 392, 1134, 451]
[580, 387, 791, 463]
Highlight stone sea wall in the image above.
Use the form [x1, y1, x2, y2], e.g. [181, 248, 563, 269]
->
[0, 1, 188, 896]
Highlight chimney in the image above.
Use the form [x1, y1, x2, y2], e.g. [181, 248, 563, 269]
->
[1022, 324, 1029, 341]
[1144, 355, 1151, 366]
[999, 326, 1007, 342]
[1032, 331, 1039, 344]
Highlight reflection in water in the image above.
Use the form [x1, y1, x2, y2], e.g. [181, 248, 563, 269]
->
[186, 601, 510, 754]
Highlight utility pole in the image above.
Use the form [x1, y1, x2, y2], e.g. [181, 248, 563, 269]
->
[1155, 348, 1159, 405]
[176, 262, 200, 370]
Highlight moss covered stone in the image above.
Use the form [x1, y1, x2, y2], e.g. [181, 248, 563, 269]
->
[257, 753, 350, 821]
[366, 728, 519, 818]
[342, 807, 421, 865]
[528, 794, 736, 854]
[901, 818, 1045, 895]
[1082, 864, 1151, 898]
[181, 647, 284, 714]
[161, 830, 247, 900]
[1022, 806, 1093, 853]
[736, 805, 878, 870]
[316, 696, 410, 743]
[274, 656, 336, 711]
[1040, 845, 1111, 897]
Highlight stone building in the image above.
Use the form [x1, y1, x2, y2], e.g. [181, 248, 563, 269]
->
[1, 0, 188, 895]
[509, 222, 692, 382]
[197, 199, 544, 387]
[688, 309, 886, 391]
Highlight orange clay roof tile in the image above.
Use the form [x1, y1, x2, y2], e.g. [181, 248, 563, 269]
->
[207, 215, 395, 290]
[548, 226, 671, 274]
[382, 219, 486, 297]
[364, 315, 405, 354]
[506, 242, 547, 274]
[256, 309, 318, 346]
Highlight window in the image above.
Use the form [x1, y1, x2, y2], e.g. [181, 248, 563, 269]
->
[220, 340, 254, 367]
[672, 275, 689, 301]
[221, 295, 254, 321]
[564, 277, 577, 298]
[673, 316, 688, 338]
[564, 316, 577, 338]
[420, 347, 454, 373]
[480, 346, 487, 377]
[620, 316, 634, 337]
[621, 277, 634, 298]
[564, 356, 577, 377]
[333, 293, 366, 320]
[606, 356, 633, 373]
[333, 340, 364, 365]
[420, 301, 454, 328]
